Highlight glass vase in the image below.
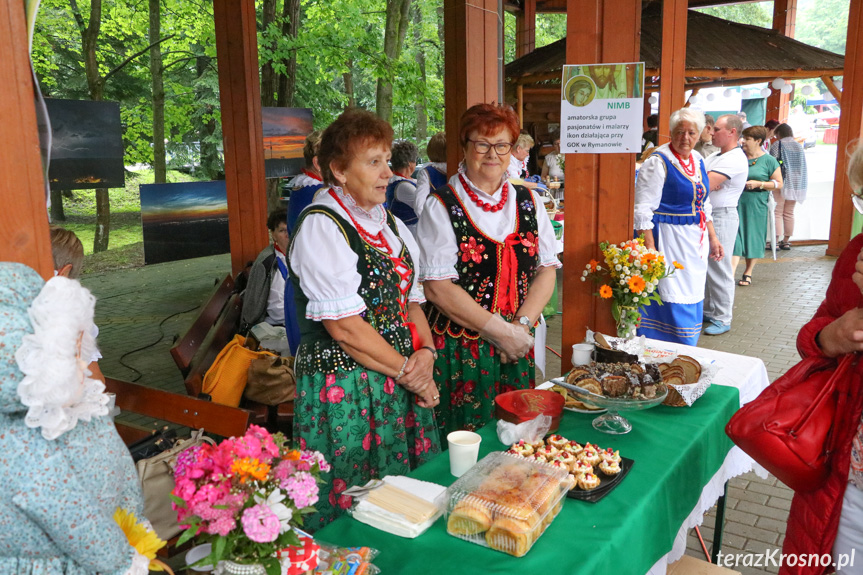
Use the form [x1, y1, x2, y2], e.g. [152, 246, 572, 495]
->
[615, 305, 640, 339]
[216, 560, 267, 575]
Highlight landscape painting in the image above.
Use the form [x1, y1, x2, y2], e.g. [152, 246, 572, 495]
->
[45, 98, 124, 190]
[263, 107, 313, 178]
[139, 181, 230, 265]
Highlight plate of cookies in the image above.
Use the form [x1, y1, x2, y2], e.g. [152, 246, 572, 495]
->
[545, 383, 607, 414]
[505, 435, 632, 503]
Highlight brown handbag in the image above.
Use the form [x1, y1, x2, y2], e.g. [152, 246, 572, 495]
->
[244, 355, 296, 405]
[725, 353, 857, 493]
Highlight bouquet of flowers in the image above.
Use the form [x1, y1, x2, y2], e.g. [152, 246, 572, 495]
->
[582, 236, 682, 338]
[171, 425, 329, 575]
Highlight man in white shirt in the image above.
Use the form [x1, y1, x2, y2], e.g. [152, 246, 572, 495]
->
[702, 114, 747, 335]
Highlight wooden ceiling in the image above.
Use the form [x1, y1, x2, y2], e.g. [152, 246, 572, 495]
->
[503, 0, 763, 14]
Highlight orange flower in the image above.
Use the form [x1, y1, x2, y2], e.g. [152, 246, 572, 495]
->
[641, 253, 657, 264]
[588, 259, 599, 272]
[627, 275, 646, 294]
[599, 285, 613, 299]
[673, 261, 684, 270]
[283, 450, 302, 461]
[231, 458, 271, 484]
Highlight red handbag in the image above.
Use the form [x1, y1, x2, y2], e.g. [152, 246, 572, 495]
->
[726, 353, 857, 493]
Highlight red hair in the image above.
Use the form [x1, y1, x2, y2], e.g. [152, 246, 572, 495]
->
[318, 108, 394, 184]
[458, 103, 520, 149]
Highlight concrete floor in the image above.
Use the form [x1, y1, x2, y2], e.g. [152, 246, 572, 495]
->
[83, 243, 838, 574]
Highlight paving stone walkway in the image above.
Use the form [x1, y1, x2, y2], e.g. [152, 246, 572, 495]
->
[82, 244, 837, 574]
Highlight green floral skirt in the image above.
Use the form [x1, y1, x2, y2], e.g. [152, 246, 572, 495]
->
[293, 366, 441, 530]
[432, 333, 535, 436]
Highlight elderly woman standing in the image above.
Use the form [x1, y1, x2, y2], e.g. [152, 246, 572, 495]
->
[634, 108, 724, 345]
[732, 126, 783, 286]
[289, 108, 440, 528]
[417, 103, 559, 435]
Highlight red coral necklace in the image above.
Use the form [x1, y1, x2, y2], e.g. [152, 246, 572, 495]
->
[459, 174, 508, 212]
[330, 190, 392, 255]
[669, 145, 696, 177]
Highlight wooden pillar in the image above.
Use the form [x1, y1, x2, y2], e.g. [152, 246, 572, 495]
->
[658, 0, 687, 144]
[827, 0, 863, 256]
[444, 0, 501, 176]
[562, 0, 641, 371]
[766, 0, 797, 122]
[214, 0, 269, 275]
[515, 0, 536, 59]
[0, 0, 54, 278]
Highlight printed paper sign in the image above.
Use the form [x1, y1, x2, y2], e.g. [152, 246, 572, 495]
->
[560, 63, 645, 154]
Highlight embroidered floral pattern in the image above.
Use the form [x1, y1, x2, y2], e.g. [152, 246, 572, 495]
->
[460, 237, 486, 264]
[521, 231, 537, 257]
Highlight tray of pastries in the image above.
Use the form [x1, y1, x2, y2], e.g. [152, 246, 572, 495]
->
[506, 435, 632, 503]
[552, 361, 668, 413]
[445, 452, 574, 557]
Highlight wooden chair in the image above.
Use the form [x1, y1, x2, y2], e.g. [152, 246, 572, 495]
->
[169, 274, 294, 433]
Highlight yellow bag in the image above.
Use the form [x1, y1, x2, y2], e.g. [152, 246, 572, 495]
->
[202, 334, 276, 407]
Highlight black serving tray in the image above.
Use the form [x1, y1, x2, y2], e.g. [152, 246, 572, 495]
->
[566, 456, 634, 503]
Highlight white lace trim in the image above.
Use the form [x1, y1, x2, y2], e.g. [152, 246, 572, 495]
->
[15, 276, 109, 440]
[122, 549, 152, 575]
[332, 186, 387, 223]
[305, 294, 367, 321]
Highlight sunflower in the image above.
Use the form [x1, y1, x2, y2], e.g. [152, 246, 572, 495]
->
[673, 261, 684, 270]
[113, 508, 166, 570]
[599, 285, 613, 299]
[627, 276, 646, 294]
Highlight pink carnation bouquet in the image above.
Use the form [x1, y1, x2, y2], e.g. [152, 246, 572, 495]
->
[171, 425, 329, 574]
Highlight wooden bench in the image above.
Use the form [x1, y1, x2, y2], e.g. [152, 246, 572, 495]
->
[170, 273, 294, 432]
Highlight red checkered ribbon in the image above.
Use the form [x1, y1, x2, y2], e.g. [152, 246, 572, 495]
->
[278, 537, 320, 575]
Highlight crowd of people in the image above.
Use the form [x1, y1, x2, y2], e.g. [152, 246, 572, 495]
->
[634, 107, 809, 343]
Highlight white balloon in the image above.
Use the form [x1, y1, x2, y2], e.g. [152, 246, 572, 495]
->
[772, 78, 786, 90]
[742, 89, 751, 98]
[781, 84, 793, 94]
[648, 95, 658, 104]
[723, 88, 733, 98]
[706, 93, 716, 102]
[801, 85, 814, 96]
[760, 87, 772, 98]
[689, 94, 700, 104]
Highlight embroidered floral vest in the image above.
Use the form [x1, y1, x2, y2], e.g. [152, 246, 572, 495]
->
[426, 184, 540, 339]
[289, 206, 414, 375]
[652, 152, 710, 226]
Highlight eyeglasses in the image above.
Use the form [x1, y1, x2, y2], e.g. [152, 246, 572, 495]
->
[852, 188, 863, 214]
[467, 139, 514, 155]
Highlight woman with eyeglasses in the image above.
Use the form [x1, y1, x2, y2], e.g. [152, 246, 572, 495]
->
[416, 103, 559, 435]
[634, 107, 724, 345]
[781, 143, 863, 573]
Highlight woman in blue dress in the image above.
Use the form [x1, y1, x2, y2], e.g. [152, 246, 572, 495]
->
[0, 263, 152, 575]
[634, 108, 724, 345]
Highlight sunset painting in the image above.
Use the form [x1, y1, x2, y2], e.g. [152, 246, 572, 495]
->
[262, 107, 313, 178]
[139, 181, 230, 264]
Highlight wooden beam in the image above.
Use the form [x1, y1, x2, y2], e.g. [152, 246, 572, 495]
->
[0, 0, 54, 278]
[517, 84, 524, 127]
[562, 0, 641, 372]
[765, 0, 797, 122]
[822, 75, 843, 105]
[444, 0, 501, 177]
[658, 0, 688, 144]
[827, 0, 863, 256]
[515, 0, 536, 58]
[213, 0, 269, 276]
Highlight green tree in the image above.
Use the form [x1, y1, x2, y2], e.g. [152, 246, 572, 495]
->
[796, 0, 849, 55]
[695, 2, 771, 27]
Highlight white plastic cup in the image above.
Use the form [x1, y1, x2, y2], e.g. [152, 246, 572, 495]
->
[447, 430, 482, 477]
[571, 343, 595, 366]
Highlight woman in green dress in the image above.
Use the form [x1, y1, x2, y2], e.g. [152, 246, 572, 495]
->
[733, 125, 783, 286]
[289, 108, 441, 529]
[416, 103, 559, 435]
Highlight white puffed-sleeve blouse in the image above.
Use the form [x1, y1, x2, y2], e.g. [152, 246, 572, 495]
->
[415, 171, 561, 282]
[289, 187, 425, 321]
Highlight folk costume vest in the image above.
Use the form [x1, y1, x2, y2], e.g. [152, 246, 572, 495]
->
[385, 177, 418, 226]
[426, 183, 540, 339]
[286, 172, 325, 234]
[289, 206, 414, 375]
[424, 165, 447, 191]
[652, 152, 710, 227]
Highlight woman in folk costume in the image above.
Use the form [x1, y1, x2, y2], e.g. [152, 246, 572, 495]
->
[634, 107, 724, 345]
[417, 103, 559, 435]
[289, 108, 440, 528]
[0, 262, 156, 574]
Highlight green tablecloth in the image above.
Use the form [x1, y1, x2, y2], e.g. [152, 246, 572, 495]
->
[316, 384, 739, 575]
